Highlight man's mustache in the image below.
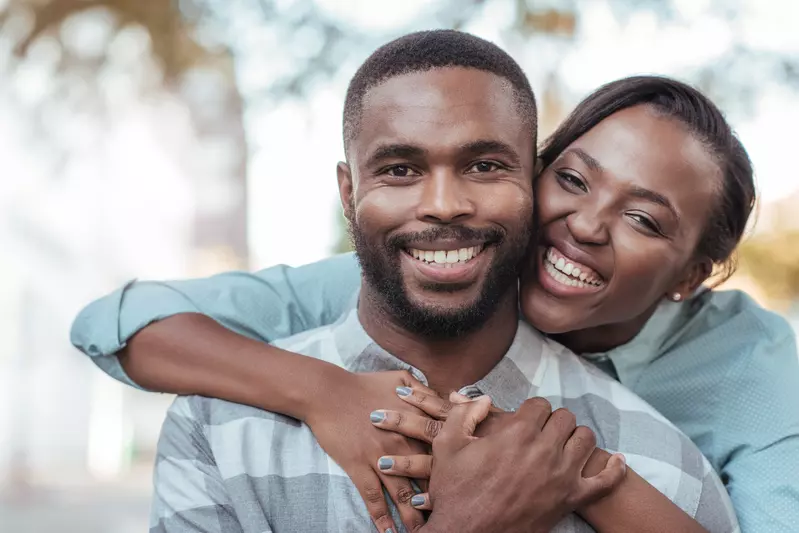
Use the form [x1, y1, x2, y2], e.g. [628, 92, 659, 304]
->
[387, 226, 505, 249]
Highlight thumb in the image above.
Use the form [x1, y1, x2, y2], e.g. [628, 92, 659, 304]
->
[448, 391, 471, 404]
[574, 453, 627, 506]
[435, 396, 492, 456]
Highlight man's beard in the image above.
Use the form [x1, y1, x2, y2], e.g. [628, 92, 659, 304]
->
[349, 216, 533, 339]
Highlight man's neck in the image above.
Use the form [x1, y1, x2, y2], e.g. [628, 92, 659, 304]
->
[357, 285, 520, 395]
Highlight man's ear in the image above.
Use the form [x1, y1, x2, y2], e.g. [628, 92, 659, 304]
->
[337, 162, 354, 220]
[668, 258, 713, 301]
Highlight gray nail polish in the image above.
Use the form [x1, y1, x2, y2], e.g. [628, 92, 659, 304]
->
[396, 386, 412, 397]
[378, 457, 394, 470]
[386, 529, 394, 533]
[411, 495, 426, 507]
[370, 411, 385, 423]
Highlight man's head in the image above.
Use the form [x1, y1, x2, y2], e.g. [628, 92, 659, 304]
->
[338, 30, 538, 339]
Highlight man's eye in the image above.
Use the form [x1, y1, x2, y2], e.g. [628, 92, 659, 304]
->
[385, 165, 419, 177]
[467, 161, 501, 173]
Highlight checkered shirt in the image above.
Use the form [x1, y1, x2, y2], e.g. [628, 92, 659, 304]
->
[149, 306, 739, 533]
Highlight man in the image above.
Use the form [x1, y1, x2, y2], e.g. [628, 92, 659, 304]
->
[137, 31, 737, 533]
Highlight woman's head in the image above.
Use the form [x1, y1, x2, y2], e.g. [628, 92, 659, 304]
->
[521, 76, 756, 350]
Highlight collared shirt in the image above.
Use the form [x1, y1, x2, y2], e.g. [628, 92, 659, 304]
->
[150, 304, 737, 533]
[71, 253, 799, 532]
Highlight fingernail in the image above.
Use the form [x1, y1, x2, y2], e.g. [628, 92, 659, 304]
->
[378, 457, 394, 470]
[370, 411, 386, 423]
[386, 529, 394, 533]
[396, 386, 412, 397]
[411, 495, 426, 507]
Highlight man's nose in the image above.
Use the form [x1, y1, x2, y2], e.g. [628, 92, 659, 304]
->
[416, 171, 476, 223]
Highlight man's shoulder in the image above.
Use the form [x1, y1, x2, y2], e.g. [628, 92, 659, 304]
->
[167, 393, 304, 431]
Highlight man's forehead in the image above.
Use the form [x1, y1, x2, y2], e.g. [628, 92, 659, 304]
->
[354, 68, 529, 158]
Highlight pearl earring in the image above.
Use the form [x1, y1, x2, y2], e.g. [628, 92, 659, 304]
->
[672, 293, 682, 302]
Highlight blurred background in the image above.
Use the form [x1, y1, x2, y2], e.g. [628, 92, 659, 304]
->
[1, 0, 798, 531]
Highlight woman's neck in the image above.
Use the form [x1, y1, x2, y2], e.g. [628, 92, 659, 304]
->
[550, 304, 659, 355]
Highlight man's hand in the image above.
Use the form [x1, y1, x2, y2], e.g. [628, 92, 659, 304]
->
[415, 396, 626, 533]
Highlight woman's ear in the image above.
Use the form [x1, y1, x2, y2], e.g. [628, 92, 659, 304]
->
[668, 258, 713, 301]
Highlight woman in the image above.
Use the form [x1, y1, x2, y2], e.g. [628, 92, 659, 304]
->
[72, 76, 799, 532]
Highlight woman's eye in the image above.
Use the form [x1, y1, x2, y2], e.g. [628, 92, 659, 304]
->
[467, 161, 501, 173]
[555, 171, 588, 192]
[627, 213, 662, 234]
[385, 165, 419, 178]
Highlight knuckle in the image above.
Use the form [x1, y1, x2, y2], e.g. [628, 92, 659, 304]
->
[527, 396, 552, 413]
[364, 485, 385, 505]
[437, 400, 453, 418]
[401, 455, 413, 473]
[395, 486, 415, 505]
[392, 411, 404, 429]
[573, 425, 596, 447]
[399, 369, 414, 383]
[554, 407, 576, 426]
[424, 419, 442, 439]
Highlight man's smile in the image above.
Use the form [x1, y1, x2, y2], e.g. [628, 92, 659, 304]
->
[401, 242, 493, 285]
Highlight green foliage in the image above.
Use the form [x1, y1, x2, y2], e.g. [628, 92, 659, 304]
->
[738, 230, 799, 304]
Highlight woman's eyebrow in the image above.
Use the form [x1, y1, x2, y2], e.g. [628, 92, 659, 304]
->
[564, 147, 603, 172]
[627, 185, 681, 222]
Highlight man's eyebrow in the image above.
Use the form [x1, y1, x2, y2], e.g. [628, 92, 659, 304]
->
[366, 144, 427, 167]
[628, 185, 680, 221]
[564, 147, 603, 172]
[460, 140, 521, 166]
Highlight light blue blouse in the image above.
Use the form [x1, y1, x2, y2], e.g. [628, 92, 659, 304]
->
[70, 252, 799, 532]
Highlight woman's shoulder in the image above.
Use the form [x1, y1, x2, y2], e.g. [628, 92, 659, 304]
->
[668, 288, 796, 361]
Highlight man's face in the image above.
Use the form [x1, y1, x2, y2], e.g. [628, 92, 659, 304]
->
[339, 67, 535, 338]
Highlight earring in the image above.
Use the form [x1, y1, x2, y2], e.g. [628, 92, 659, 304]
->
[672, 293, 682, 302]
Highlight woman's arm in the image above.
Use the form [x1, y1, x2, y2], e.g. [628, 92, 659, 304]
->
[579, 449, 710, 533]
[377, 387, 715, 533]
[69, 254, 361, 387]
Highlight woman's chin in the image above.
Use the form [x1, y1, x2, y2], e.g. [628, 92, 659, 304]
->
[519, 293, 579, 335]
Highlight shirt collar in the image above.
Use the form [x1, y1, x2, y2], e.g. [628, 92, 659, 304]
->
[331, 300, 546, 412]
[581, 287, 711, 387]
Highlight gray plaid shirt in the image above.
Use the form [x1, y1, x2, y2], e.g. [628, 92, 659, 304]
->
[150, 306, 739, 533]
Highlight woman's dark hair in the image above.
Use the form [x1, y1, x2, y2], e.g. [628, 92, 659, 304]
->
[538, 75, 756, 283]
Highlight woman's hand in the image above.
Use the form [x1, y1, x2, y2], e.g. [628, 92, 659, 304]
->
[371, 387, 626, 514]
[301, 367, 439, 533]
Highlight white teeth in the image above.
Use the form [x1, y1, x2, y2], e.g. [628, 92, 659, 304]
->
[545, 247, 603, 287]
[408, 246, 484, 265]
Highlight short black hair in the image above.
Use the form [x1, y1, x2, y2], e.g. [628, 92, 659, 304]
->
[539, 75, 756, 283]
[343, 30, 537, 152]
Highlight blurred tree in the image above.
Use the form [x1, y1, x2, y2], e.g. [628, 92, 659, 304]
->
[738, 231, 799, 307]
[2, 0, 798, 283]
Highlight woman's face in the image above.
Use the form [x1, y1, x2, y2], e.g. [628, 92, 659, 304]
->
[521, 105, 720, 340]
